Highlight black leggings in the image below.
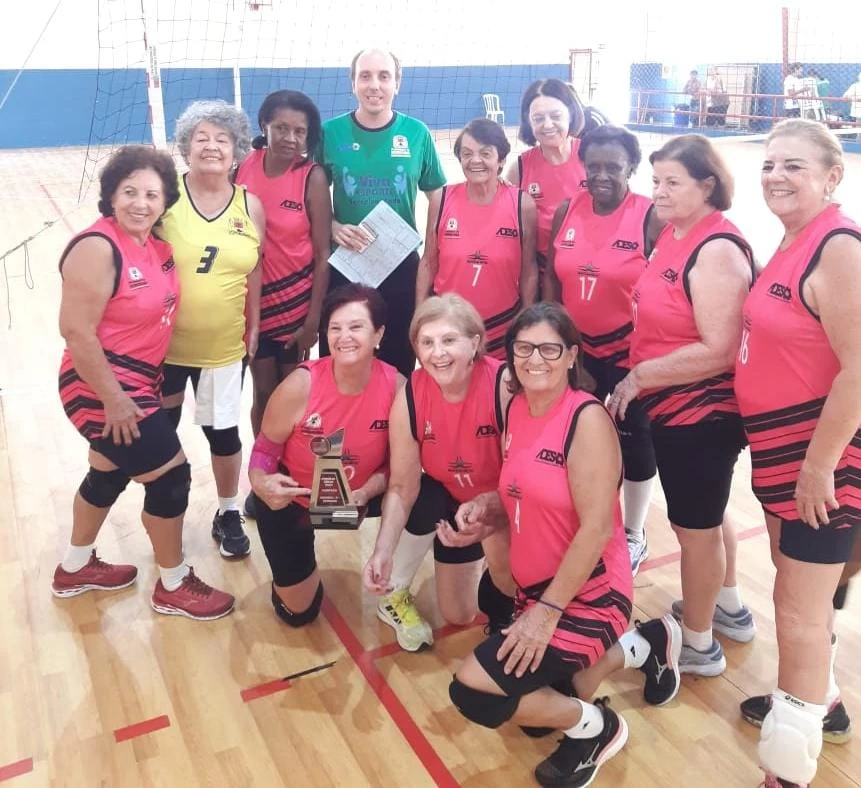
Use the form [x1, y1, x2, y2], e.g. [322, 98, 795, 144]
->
[256, 500, 317, 587]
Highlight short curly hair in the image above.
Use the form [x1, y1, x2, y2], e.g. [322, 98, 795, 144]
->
[578, 125, 643, 172]
[97, 145, 180, 218]
[174, 99, 252, 166]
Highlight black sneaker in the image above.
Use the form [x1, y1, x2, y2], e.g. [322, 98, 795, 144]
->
[243, 491, 258, 519]
[635, 614, 682, 706]
[211, 509, 251, 559]
[741, 694, 852, 745]
[521, 679, 576, 739]
[534, 698, 629, 787]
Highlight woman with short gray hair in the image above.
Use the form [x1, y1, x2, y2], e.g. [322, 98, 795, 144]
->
[158, 99, 265, 560]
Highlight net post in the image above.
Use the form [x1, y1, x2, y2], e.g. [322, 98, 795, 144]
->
[141, 0, 167, 148]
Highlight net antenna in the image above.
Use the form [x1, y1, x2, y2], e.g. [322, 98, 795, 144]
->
[141, 0, 167, 148]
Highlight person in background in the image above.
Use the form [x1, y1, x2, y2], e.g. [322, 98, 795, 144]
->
[683, 69, 703, 126]
[158, 99, 264, 560]
[783, 63, 808, 119]
[842, 71, 861, 132]
[236, 89, 332, 518]
[705, 67, 729, 127]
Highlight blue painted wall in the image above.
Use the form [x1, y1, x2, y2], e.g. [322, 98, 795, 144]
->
[0, 63, 568, 148]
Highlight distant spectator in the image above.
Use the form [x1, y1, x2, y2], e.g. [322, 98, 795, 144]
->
[783, 63, 808, 118]
[809, 70, 832, 116]
[683, 70, 703, 125]
[842, 72, 861, 127]
[705, 67, 729, 127]
[801, 72, 825, 121]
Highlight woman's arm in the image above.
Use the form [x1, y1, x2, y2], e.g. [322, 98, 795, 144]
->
[644, 204, 666, 258]
[59, 235, 143, 445]
[542, 199, 571, 302]
[503, 156, 521, 188]
[796, 233, 861, 526]
[519, 192, 538, 307]
[415, 189, 442, 304]
[245, 192, 266, 358]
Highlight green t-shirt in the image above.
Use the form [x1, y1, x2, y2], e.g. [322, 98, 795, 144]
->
[321, 111, 446, 230]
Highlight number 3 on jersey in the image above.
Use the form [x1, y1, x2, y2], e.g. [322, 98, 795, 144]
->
[197, 245, 219, 274]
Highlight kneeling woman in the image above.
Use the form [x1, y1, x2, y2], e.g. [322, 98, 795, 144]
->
[443, 303, 678, 787]
[248, 284, 401, 625]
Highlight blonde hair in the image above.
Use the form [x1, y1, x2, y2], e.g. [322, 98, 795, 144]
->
[767, 119, 844, 171]
[409, 293, 486, 358]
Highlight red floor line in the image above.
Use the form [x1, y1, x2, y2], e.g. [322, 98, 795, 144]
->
[638, 524, 767, 575]
[365, 618, 485, 662]
[39, 184, 73, 234]
[322, 599, 459, 788]
[113, 714, 170, 743]
[240, 678, 292, 703]
[0, 758, 33, 782]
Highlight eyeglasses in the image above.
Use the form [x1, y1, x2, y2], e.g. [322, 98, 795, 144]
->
[511, 341, 565, 360]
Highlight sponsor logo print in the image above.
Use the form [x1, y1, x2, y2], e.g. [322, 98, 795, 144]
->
[301, 412, 323, 435]
[496, 227, 518, 238]
[661, 268, 679, 285]
[536, 448, 565, 467]
[227, 217, 247, 235]
[391, 134, 411, 158]
[475, 424, 498, 438]
[369, 419, 389, 431]
[161, 257, 176, 273]
[560, 227, 576, 248]
[527, 182, 543, 199]
[612, 239, 639, 251]
[280, 199, 303, 212]
[767, 282, 792, 301]
[444, 217, 459, 238]
[127, 266, 149, 289]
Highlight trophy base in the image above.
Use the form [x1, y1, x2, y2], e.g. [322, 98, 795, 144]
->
[309, 506, 364, 530]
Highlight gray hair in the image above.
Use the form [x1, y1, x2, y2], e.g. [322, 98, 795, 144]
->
[174, 99, 252, 165]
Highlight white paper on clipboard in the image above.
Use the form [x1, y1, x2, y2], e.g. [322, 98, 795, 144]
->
[328, 201, 422, 288]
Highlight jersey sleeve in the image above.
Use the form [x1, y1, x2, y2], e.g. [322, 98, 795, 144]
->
[418, 126, 447, 192]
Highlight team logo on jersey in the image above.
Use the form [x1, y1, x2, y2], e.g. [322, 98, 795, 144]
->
[161, 257, 176, 273]
[560, 228, 576, 249]
[475, 424, 498, 438]
[767, 282, 792, 302]
[228, 217, 247, 235]
[127, 266, 149, 289]
[280, 199, 303, 212]
[577, 262, 599, 276]
[391, 135, 411, 158]
[612, 239, 639, 251]
[527, 182, 543, 199]
[661, 268, 679, 285]
[536, 448, 565, 467]
[423, 420, 436, 442]
[467, 251, 488, 267]
[369, 419, 389, 431]
[444, 217, 459, 238]
[301, 412, 323, 435]
[496, 227, 519, 238]
[505, 480, 522, 500]
[342, 450, 358, 468]
[448, 456, 473, 474]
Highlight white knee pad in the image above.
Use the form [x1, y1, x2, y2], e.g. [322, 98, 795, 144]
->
[758, 690, 826, 784]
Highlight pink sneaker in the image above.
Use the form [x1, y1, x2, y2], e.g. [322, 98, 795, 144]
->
[151, 568, 234, 621]
[761, 774, 808, 788]
[52, 550, 138, 598]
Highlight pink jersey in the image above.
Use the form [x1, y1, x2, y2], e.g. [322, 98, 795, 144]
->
[281, 357, 399, 508]
[500, 388, 632, 657]
[553, 190, 653, 366]
[58, 217, 178, 440]
[630, 211, 753, 426]
[735, 204, 861, 525]
[435, 183, 523, 358]
[235, 150, 316, 342]
[518, 142, 587, 256]
[407, 356, 505, 502]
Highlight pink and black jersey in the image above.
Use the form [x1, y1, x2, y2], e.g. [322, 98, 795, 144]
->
[518, 142, 587, 256]
[58, 217, 178, 440]
[630, 211, 753, 426]
[435, 183, 523, 358]
[735, 204, 861, 526]
[553, 190, 653, 366]
[281, 357, 399, 508]
[500, 388, 632, 659]
[235, 150, 316, 343]
[407, 356, 505, 502]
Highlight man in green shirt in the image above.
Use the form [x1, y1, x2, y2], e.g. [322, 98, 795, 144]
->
[320, 48, 446, 376]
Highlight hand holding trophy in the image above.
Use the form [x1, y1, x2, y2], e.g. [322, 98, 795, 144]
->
[309, 428, 364, 529]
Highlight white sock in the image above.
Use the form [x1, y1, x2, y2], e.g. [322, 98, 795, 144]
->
[623, 477, 655, 538]
[682, 624, 712, 651]
[826, 631, 840, 706]
[159, 562, 190, 592]
[564, 700, 605, 739]
[218, 496, 240, 515]
[716, 585, 743, 614]
[388, 530, 436, 592]
[618, 628, 651, 669]
[62, 543, 96, 573]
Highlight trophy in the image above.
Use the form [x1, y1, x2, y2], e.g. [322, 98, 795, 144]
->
[309, 428, 361, 529]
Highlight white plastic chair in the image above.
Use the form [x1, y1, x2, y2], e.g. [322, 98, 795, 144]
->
[482, 94, 505, 123]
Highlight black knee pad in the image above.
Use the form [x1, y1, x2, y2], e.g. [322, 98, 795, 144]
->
[143, 462, 190, 518]
[165, 405, 182, 430]
[271, 581, 323, 628]
[79, 467, 130, 508]
[449, 677, 519, 728]
[477, 570, 515, 634]
[201, 425, 241, 457]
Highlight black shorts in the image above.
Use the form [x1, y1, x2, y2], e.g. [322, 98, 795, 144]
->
[474, 631, 577, 698]
[255, 336, 301, 365]
[582, 353, 656, 482]
[651, 416, 747, 529]
[89, 408, 182, 477]
[161, 361, 248, 397]
[405, 474, 484, 565]
[255, 499, 317, 587]
[778, 517, 861, 565]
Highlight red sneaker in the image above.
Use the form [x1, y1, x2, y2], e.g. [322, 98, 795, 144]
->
[150, 568, 235, 621]
[52, 550, 138, 598]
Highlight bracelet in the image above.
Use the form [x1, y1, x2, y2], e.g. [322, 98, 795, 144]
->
[536, 598, 565, 614]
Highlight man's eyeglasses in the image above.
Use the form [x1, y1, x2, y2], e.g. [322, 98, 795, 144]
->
[511, 341, 565, 361]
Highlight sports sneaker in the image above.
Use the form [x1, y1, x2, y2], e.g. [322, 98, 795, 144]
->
[52, 550, 137, 598]
[678, 638, 726, 677]
[151, 568, 235, 620]
[760, 773, 807, 788]
[626, 532, 649, 577]
[741, 694, 852, 745]
[211, 509, 251, 559]
[377, 588, 433, 652]
[534, 697, 629, 787]
[634, 614, 682, 705]
[243, 491, 258, 519]
[671, 599, 756, 643]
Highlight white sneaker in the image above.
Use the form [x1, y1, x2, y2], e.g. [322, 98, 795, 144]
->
[627, 532, 649, 577]
[377, 589, 433, 652]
